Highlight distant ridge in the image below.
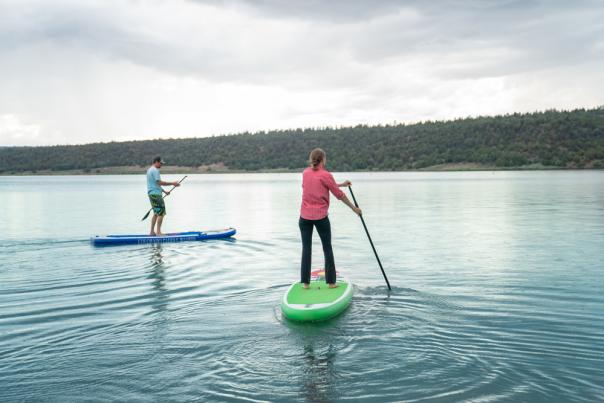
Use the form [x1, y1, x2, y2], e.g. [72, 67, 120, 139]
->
[1, 108, 603, 174]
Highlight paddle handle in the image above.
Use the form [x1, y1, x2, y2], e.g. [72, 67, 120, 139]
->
[163, 175, 188, 199]
[349, 187, 392, 290]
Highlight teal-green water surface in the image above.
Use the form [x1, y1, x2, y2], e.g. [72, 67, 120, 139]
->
[1, 171, 603, 401]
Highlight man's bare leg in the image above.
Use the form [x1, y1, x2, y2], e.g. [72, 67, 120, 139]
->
[156, 215, 164, 236]
[150, 214, 158, 236]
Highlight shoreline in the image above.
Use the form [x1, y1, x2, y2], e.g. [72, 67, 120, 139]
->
[0, 164, 600, 176]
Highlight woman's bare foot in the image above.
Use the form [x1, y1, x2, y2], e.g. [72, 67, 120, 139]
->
[303, 283, 310, 289]
[328, 283, 339, 289]
[149, 232, 156, 236]
[156, 232, 164, 236]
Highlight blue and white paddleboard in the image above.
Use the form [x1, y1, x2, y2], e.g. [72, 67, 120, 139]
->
[91, 228, 236, 246]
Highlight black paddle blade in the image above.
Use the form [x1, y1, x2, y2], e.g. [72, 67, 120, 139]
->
[141, 209, 151, 221]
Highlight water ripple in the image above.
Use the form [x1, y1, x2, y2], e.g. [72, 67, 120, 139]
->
[2, 172, 604, 401]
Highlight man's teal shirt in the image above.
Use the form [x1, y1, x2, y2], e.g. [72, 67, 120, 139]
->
[147, 166, 162, 195]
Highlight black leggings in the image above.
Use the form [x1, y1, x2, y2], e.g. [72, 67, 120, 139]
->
[299, 216, 336, 284]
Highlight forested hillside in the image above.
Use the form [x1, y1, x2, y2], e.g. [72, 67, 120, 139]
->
[1, 108, 603, 173]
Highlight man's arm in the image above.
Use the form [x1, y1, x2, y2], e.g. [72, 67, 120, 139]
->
[156, 179, 181, 195]
[157, 179, 179, 187]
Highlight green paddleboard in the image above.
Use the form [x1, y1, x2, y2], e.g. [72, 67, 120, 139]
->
[281, 270, 353, 322]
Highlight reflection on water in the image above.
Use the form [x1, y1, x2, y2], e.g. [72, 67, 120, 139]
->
[147, 244, 168, 313]
[149, 243, 165, 269]
[1, 172, 603, 401]
[301, 344, 336, 403]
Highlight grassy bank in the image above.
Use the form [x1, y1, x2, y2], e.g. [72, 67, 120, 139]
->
[1, 163, 581, 176]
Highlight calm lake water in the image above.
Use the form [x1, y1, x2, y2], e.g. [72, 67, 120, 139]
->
[1, 171, 603, 402]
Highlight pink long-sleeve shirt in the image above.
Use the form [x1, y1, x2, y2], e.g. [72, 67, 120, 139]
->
[300, 166, 345, 220]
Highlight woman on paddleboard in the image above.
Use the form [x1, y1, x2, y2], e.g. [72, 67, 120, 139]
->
[299, 148, 361, 289]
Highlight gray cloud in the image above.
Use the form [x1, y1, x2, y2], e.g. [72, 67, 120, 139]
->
[194, 0, 406, 22]
[193, 0, 554, 23]
[3, 0, 603, 82]
[0, 0, 602, 145]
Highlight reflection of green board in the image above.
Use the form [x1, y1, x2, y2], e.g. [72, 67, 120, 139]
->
[281, 280, 353, 322]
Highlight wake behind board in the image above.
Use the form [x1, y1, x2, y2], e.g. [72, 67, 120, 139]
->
[91, 228, 236, 246]
[281, 269, 353, 322]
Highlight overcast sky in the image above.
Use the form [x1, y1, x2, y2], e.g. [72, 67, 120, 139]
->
[1, 0, 603, 146]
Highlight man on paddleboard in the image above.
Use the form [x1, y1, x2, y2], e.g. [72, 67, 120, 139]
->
[147, 156, 180, 236]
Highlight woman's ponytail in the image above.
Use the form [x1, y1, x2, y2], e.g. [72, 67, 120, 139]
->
[308, 148, 326, 171]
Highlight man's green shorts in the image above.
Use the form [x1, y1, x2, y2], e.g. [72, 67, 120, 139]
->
[148, 194, 166, 216]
